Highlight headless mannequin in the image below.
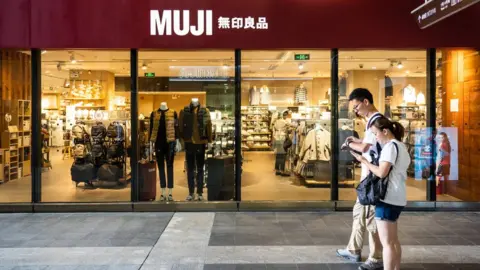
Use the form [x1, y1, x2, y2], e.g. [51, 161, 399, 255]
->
[150, 102, 179, 201]
[159, 102, 171, 199]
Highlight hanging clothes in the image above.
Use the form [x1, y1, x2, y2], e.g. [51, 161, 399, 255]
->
[294, 85, 308, 105]
[339, 76, 347, 97]
[385, 76, 393, 97]
[249, 86, 260, 106]
[299, 128, 331, 162]
[260, 86, 271, 105]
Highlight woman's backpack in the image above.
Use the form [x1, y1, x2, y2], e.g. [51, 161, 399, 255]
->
[356, 142, 398, 205]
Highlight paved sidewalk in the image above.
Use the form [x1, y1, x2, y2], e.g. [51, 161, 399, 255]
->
[0, 212, 479, 269]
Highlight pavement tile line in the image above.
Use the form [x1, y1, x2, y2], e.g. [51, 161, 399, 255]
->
[136, 212, 174, 270]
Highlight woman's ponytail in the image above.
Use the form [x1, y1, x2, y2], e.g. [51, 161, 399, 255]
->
[391, 122, 405, 141]
[372, 117, 405, 141]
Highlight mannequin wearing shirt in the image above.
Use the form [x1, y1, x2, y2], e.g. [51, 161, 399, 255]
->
[149, 102, 179, 201]
[178, 98, 213, 201]
[403, 84, 417, 105]
[249, 86, 260, 105]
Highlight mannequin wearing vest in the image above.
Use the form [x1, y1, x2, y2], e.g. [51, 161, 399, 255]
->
[149, 102, 179, 201]
[178, 98, 213, 201]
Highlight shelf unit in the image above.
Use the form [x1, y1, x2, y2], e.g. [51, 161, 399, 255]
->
[1, 131, 19, 181]
[0, 149, 10, 184]
[241, 106, 272, 151]
[18, 100, 31, 176]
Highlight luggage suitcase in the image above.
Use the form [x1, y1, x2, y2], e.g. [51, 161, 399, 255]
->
[71, 161, 95, 183]
[139, 142, 157, 201]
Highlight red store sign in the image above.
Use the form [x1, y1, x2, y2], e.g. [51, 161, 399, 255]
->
[0, 0, 479, 48]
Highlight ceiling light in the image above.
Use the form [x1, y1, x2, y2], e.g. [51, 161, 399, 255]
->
[223, 64, 228, 70]
[372, 67, 377, 69]
[142, 64, 148, 70]
[70, 54, 77, 64]
[406, 70, 410, 74]
[41, 50, 47, 54]
[397, 62, 403, 69]
[63, 79, 70, 87]
[298, 63, 304, 70]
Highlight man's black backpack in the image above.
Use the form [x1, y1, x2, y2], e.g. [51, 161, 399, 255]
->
[356, 141, 398, 205]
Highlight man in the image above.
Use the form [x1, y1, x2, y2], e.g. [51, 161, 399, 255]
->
[336, 88, 384, 270]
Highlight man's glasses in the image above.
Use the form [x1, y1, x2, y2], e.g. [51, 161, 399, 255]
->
[353, 103, 361, 111]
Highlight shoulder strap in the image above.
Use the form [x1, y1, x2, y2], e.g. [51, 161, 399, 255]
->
[367, 113, 382, 129]
[391, 141, 399, 166]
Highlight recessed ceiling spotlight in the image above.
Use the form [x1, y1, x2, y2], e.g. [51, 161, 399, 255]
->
[372, 67, 377, 69]
[41, 50, 47, 54]
[141, 63, 148, 70]
[298, 63, 304, 70]
[397, 61, 403, 69]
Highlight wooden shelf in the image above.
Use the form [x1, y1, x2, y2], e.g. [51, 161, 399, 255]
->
[63, 98, 103, 100]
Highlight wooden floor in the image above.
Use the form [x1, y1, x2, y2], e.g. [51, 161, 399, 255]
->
[0, 150, 461, 203]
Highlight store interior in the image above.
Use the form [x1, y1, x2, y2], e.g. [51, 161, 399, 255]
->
[0, 49, 477, 203]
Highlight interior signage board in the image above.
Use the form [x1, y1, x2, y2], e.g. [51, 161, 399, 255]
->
[294, 54, 310, 61]
[411, 0, 480, 29]
[144, 72, 155, 77]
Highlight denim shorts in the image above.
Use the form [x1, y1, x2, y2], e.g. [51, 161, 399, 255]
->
[375, 201, 404, 222]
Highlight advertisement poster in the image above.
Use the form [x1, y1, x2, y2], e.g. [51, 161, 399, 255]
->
[412, 127, 458, 181]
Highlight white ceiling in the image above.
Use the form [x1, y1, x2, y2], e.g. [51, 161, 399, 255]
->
[38, 49, 428, 90]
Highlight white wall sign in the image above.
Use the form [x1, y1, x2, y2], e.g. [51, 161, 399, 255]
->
[450, 98, 459, 112]
[150, 10, 268, 36]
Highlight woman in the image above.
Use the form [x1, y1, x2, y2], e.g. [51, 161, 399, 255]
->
[350, 117, 411, 270]
[436, 132, 451, 194]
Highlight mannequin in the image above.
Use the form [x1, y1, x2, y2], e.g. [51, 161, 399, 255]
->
[179, 98, 213, 201]
[403, 84, 417, 105]
[260, 85, 270, 105]
[249, 86, 260, 105]
[150, 102, 179, 202]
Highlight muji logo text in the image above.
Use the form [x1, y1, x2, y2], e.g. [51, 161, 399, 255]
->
[150, 10, 269, 36]
[150, 10, 213, 36]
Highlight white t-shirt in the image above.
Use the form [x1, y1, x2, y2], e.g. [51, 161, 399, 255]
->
[360, 112, 383, 180]
[379, 139, 411, 206]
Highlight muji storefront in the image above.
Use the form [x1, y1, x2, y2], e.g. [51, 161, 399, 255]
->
[0, 0, 479, 212]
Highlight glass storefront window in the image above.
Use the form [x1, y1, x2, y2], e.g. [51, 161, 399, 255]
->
[0, 50, 32, 202]
[137, 50, 235, 202]
[436, 48, 480, 202]
[40, 50, 131, 202]
[338, 50, 428, 201]
[241, 50, 332, 201]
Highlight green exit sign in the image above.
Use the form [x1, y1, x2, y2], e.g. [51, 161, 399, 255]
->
[294, 54, 310, 61]
[144, 72, 155, 78]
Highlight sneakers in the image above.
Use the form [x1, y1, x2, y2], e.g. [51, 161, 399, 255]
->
[159, 195, 166, 202]
[336, 248, 361, 262]
[359, 259, 383, 270]
[167, 194, 173, 201]
[186, 194, 194, 201]
[196, 194, 204, 201]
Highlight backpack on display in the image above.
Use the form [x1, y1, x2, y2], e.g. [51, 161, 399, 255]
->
[71, 161, 95, 183]
[91, 144, 106, 158]
[107, 143, 125, 159]
[97, 163, 123, 182]
[91, 123, 107, 143]
[73, 144, 86, 158]
[72, 124, 87, 139]
[106, 123, 125, 140]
